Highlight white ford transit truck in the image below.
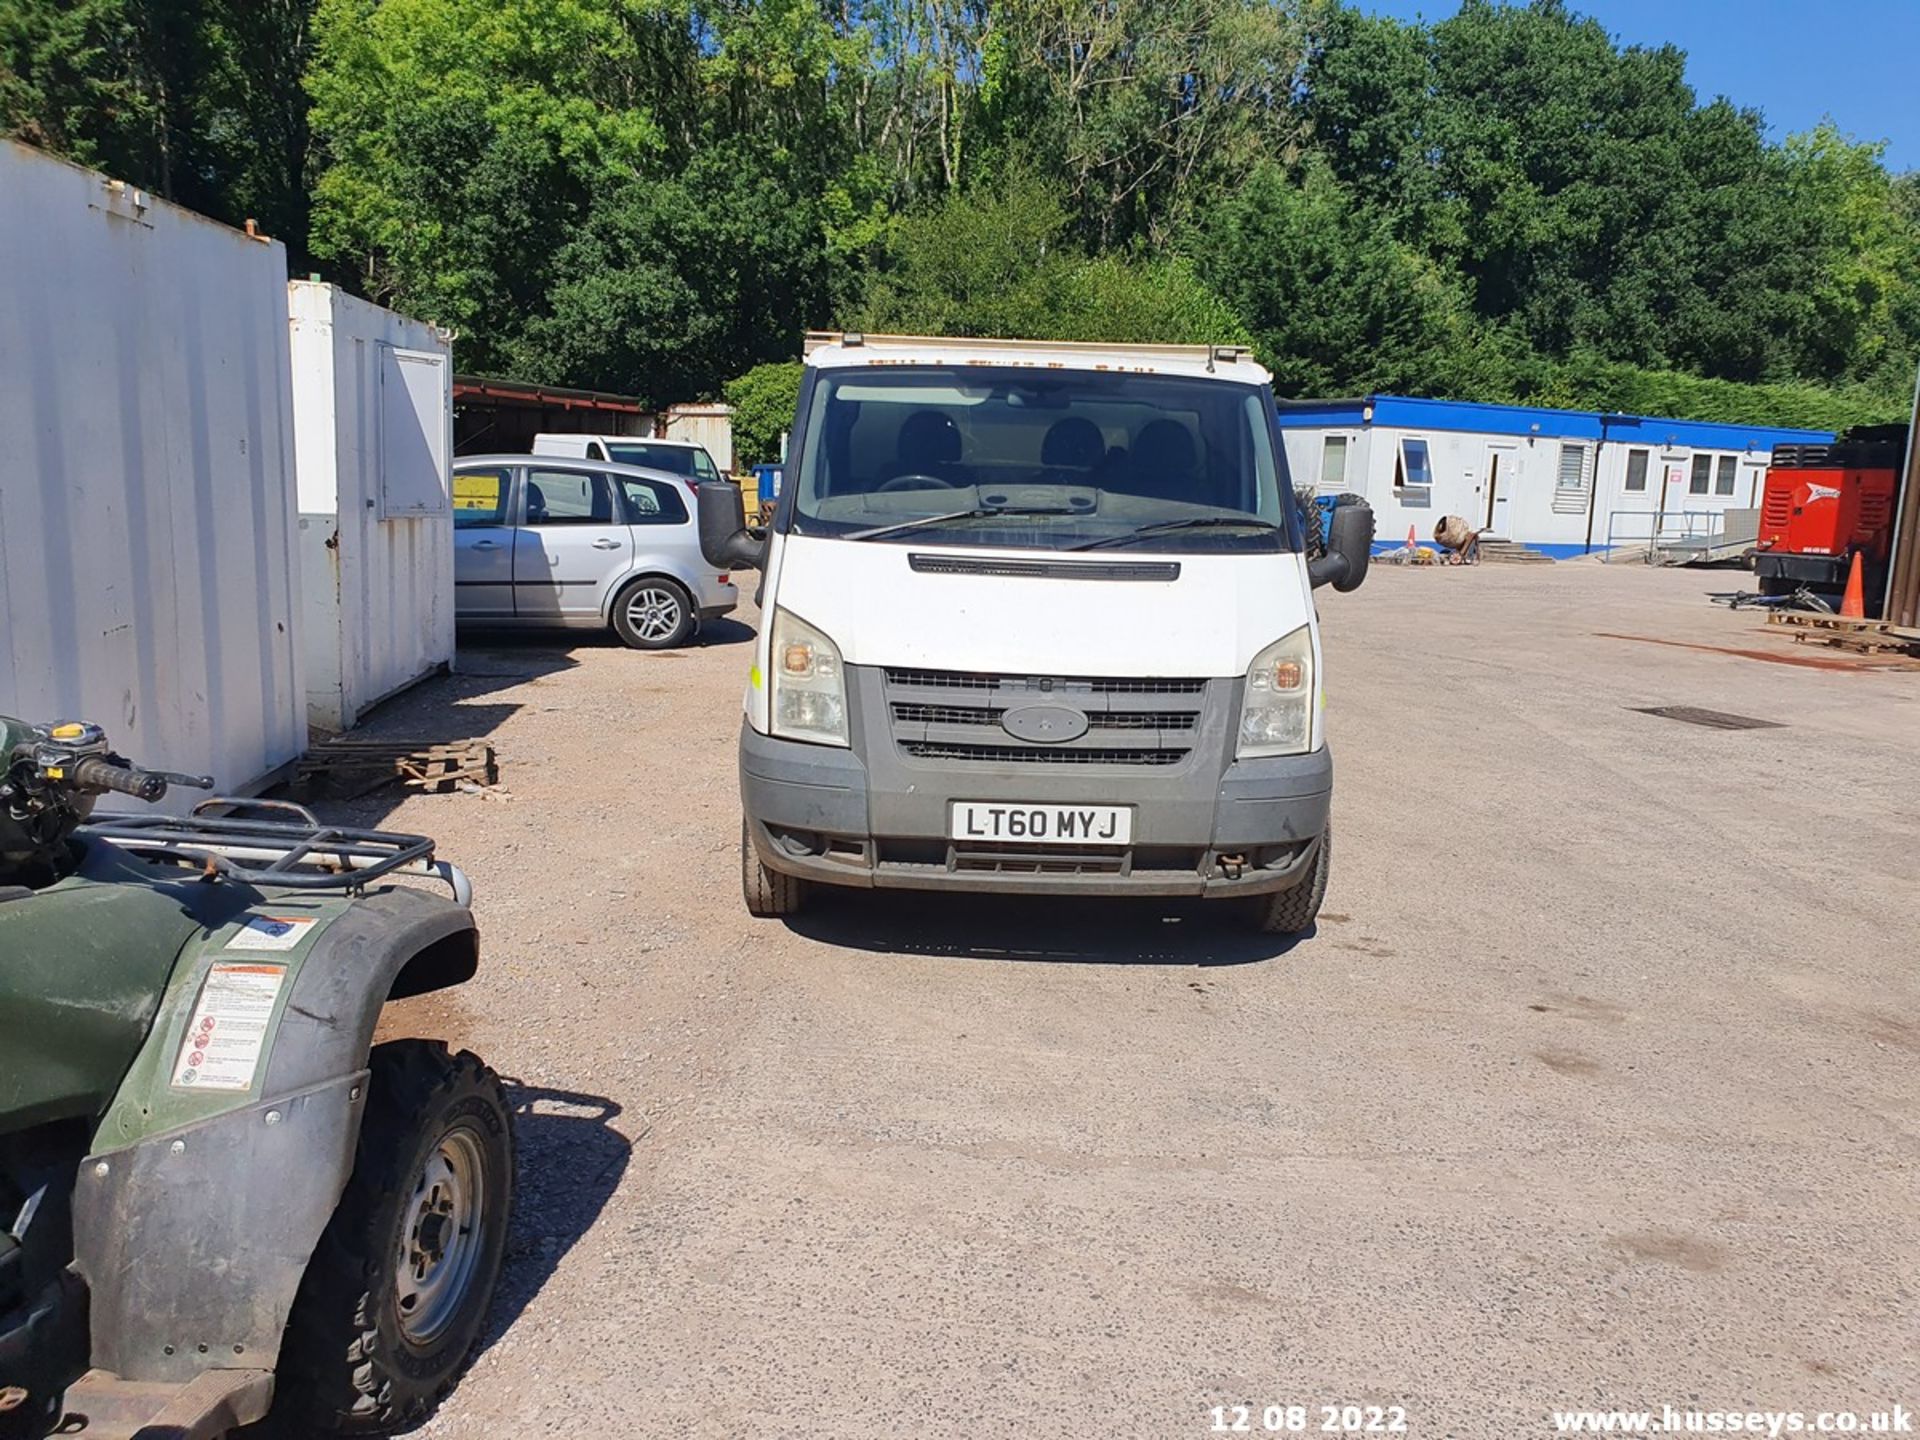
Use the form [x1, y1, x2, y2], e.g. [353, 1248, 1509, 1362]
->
[699, 333, 1373, 933]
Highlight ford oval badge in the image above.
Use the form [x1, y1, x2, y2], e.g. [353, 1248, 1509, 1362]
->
[1001, 704, 1090, 744]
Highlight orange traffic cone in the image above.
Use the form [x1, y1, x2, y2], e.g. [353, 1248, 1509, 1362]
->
[1407, 524, 1418, 553]
[1840, 551, 1866, 619]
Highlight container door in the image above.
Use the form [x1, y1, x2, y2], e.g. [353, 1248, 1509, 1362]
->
[452, 465, 516, 617]
[513, 466, 633, 620]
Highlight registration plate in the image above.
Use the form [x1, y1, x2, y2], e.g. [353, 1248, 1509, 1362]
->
[949, 801, 1133, 846]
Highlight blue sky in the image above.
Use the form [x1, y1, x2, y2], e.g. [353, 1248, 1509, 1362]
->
[1356, 0, 1920, 172]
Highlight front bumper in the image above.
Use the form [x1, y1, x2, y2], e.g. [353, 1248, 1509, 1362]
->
[698, 578, 739, 620]
[740, 723, 1331, 898]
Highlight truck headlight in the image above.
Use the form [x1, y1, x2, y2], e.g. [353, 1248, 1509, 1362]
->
[769, 608, 849, 746]
[1237, 626, 1314, 757]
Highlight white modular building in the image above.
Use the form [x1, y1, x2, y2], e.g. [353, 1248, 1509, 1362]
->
[1275, 396, 1833, 557]
[288, 281, 454, 732]
[0, 140, 306, 801]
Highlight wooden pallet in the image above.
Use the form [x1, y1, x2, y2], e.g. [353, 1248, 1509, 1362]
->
[1765, 610, 1920, 657]
[296, 739, 498, 799]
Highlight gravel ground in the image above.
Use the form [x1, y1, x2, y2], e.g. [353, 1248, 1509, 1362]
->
[343, 561, 1919, 1440]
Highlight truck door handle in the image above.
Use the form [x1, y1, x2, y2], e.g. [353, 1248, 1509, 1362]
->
[472, 540, 500, 550]
[592, 538, 621, 549]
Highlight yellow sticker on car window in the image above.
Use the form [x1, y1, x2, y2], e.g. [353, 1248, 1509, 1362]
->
[453, 473, 502, 511]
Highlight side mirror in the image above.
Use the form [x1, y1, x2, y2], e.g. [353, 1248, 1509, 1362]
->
[1308, 500, 1374, 592]
[699, 481, 768, 571]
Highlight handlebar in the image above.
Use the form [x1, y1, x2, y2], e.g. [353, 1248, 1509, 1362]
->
[71, 756, 169, 802]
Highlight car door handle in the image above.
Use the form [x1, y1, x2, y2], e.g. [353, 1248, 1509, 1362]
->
[592, 538, 621, 549]
[472, 540, 500, 550]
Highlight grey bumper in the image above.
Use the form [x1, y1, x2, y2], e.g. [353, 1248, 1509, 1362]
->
[740, 723, 1330, 898]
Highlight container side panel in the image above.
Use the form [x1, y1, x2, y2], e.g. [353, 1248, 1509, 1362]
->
[0, 141, 303, 802]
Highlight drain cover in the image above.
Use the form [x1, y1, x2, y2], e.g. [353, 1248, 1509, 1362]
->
[1631, 705, 1784, 731]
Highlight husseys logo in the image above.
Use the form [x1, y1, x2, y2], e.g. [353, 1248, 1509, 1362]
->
[1800, 483, 1843, 503]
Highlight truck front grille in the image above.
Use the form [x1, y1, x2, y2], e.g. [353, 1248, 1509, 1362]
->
[899, 741, 1188, 767]
[890, 703, 1197, 734]
[882, 667, 1208, 767]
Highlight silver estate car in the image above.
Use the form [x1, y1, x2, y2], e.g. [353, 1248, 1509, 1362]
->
[452, 455, 737, 649]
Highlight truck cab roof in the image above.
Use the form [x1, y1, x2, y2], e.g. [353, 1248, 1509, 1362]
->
[801, 332, 1273, 387]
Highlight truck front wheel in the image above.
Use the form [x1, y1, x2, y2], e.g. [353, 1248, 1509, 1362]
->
[1247, 822, 1331, 936]
[270, 1040, 514, 1435]
[742, 817, 809, 918]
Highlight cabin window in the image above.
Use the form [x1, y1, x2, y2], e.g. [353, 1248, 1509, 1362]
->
[1319, 436, 1349, 495]
[1393, 438, 1434, 506]
[1689, 454, 1713, 495]
[1624, 449, 1650, 493]
[1552, 442, 1592, 514]
[1715, 454, 1738, 496]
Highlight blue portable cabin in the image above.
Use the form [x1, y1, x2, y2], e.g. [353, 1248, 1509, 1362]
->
[1274, 395, 1833, 557]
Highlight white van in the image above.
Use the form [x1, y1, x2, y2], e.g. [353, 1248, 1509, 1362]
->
[698, 333, 1372, 933]
[532, 433, 724, 487]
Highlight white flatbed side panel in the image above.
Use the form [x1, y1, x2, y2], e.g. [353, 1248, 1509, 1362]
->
[0, 140, 304, 804]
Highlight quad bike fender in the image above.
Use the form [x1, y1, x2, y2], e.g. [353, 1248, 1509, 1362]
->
[71, 886, 479, 1387]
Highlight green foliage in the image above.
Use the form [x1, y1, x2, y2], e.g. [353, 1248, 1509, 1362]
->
[5, 0, 1917, 431]
[976, 0, 1309, 248]
[502, 146, 834, 404]
[0, 0, 314, 253]
[303, 0, 688, 373]
[1195, 163, 1477, 396]
[725, 361, 805, 467]
[859, 170, 1247, 346]
[1524, 356, 1908, 433]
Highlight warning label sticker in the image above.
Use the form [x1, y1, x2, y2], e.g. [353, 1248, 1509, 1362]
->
[225, 914, 318, 952]
[171, 963, 287, 1092]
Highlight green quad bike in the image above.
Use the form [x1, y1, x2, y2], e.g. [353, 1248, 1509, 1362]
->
[0, 719, 514, 1439]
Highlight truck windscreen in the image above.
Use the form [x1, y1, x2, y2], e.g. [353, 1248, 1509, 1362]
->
[789, 367, 1290, 552]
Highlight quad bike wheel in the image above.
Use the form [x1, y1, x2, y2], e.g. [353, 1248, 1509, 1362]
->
[269, 1041, 513, 1435]
[1248, 821, 1331, 936]
[741, 816, 808, 918]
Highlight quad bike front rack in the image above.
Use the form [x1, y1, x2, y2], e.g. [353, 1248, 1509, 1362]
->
[79, 798, 473, 906]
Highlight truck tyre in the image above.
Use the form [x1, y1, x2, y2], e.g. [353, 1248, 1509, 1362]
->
[1248, 822, 1331, 936]
[611, 576, 697, 650]
[742, 817, 808, 917]
[270, 1041, 513, 1435]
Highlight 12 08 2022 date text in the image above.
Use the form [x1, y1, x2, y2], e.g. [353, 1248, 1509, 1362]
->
[1210, 1404, 1410, 1434]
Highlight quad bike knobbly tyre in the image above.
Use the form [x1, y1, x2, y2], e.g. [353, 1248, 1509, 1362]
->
[268, 1040, 513, 1435]
[1248, 821, 1331, 936]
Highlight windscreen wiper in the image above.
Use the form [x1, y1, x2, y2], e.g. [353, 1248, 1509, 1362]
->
[1067, 516, 1283, 551]
[843, 504, 1083, 542]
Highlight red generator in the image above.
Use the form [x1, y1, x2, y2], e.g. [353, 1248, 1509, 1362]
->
[1753, 424, 1909, 613]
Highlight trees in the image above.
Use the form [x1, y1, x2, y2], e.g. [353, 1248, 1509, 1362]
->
[725, 361, 805, 467]
[0, 0, 314, 252]
[975, 0, 1309, 249]
[3, 0, 1913, 425]
[858, 169, 1247, 346]
[1194, 163, 1476, 397]
[506, 146, 836, 402]
[303, 0, 689, 375]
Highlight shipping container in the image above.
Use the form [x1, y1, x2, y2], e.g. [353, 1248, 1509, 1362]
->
[288, 282, 454, 732]
[0, 140, 305, 803]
